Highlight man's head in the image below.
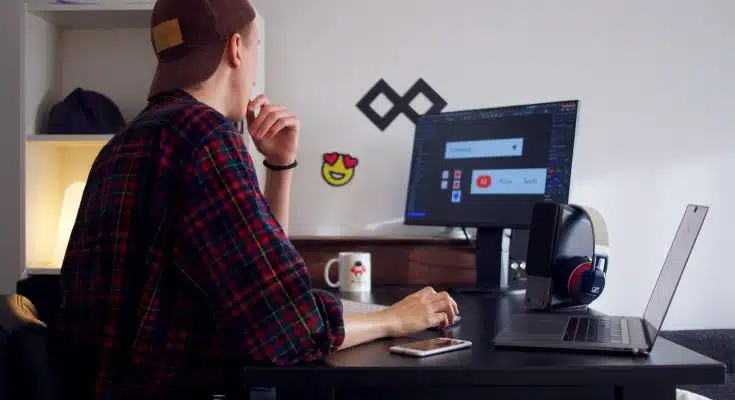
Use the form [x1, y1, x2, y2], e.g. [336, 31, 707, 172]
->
[148, 0, 259, 120]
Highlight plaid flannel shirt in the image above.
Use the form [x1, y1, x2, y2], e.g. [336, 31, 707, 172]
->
[52, 89, 345, 399]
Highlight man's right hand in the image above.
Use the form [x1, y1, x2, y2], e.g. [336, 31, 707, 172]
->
[381, 286, 460, 337]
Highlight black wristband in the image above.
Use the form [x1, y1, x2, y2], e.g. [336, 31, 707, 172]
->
[263, 159, 298, 171]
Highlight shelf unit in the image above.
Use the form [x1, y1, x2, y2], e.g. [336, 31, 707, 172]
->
[23, 1, 266, 273]
[27, 2, 154, 29]
[26, 134, 114, 144]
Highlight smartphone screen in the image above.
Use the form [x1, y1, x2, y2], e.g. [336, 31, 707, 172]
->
[398, 338, 465, 351]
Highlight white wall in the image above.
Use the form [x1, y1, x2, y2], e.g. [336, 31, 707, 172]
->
[0, 0, 25, 293]
[254, 0, 734, 329]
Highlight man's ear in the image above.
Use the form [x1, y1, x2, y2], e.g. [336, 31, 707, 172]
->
[225, 33, 242, 68]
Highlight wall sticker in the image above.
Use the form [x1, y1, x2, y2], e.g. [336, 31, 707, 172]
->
[356, 78, 447, 131]
[321, 152, 359, 187]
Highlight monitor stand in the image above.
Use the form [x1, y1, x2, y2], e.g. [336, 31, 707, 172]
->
[449, 227, 523, 296]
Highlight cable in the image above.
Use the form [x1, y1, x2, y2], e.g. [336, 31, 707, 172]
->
[461, 227, 475, 248]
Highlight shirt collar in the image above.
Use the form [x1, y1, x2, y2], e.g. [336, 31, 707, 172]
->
[148, 88, 197, 104]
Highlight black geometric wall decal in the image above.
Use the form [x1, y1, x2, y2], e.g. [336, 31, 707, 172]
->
[356, 78, 448, 131]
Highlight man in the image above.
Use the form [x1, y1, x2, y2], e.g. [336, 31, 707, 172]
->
[51, 0, 459, 398]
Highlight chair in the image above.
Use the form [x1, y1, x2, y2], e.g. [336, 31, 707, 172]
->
[0, 294, 61, 400]
[8, 282, 250, 400]
[0, 318, 8, 400]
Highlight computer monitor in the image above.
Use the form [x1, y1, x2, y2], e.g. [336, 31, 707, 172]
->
[404, 100, 580, 293]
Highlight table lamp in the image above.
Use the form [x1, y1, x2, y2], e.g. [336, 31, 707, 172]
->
[51, 181, 86, 268]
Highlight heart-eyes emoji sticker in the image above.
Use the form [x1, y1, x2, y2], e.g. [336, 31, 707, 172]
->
[321, 152, 359, 187]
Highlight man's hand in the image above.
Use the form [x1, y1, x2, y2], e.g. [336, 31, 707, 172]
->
[246, 94, 300, 165]
[380, 286, 460, 337]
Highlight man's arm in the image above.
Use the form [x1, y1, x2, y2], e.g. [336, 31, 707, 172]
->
[338, 313, 393, 350]
[176, 124, 344, 364]
[263, 168, 293, 234]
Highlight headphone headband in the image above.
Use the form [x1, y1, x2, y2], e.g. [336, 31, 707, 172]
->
[570, 205, 609, 272]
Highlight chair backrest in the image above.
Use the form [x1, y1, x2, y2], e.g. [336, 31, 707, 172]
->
[0, 323, 9, 400]
[0, 294, 61, 400]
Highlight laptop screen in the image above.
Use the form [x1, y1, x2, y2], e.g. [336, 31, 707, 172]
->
[642, 205, 708, 345]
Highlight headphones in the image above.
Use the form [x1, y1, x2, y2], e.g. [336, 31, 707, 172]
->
[552, 205, 610, 305]
[553, 256, 607, 305]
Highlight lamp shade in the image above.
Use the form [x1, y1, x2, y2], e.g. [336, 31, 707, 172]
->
[52, 181, 86, 268]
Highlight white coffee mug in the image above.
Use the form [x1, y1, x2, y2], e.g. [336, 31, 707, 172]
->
[324, 252, 371, 292]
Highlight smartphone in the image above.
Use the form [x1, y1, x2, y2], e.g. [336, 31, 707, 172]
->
[389, 338, 472, 357]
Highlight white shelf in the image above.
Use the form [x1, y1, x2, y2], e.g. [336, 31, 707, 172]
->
[26, 134, 114, 145]
[24, 264, 61, 276]
[27, 2, 153, 29]
[21, 2, 266, 270]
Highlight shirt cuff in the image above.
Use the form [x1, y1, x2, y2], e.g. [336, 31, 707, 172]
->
[312, 289, 346, 351]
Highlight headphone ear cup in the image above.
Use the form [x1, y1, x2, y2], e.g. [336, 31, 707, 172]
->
[552, 256, 587, 299]
[578, 268, 606, 304]
[554, 256, 595, 303]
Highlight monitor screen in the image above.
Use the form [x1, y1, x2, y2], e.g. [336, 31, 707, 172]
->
[404, 100, 579, 229]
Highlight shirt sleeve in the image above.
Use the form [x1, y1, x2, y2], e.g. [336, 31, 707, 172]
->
[176, 124, 345, 365]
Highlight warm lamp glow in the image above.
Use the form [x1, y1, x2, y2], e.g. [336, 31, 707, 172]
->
[52, 181, 86, 267]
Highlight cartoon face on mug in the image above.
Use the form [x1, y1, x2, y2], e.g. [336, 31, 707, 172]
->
[350, 261, 367, 283]
[321, 152, 359, 187]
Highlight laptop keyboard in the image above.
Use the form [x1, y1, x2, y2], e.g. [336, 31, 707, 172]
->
[562, 316, 624, 344]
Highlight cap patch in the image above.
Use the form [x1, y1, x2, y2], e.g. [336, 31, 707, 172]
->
[152, 18, 184, 53]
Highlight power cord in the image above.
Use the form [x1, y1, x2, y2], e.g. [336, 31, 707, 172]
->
[458, 227, 513, 247]
[460, 227, 475, 248]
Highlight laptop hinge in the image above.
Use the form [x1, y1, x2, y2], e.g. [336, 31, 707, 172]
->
[641, 319, 653, 349]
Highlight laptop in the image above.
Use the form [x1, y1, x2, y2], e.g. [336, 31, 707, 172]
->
[492, 204, 708, 355]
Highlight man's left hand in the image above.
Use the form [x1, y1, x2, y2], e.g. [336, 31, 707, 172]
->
[246, 94, 300, 166]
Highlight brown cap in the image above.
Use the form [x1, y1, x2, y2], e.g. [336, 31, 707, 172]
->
[147, 0, 256, 100]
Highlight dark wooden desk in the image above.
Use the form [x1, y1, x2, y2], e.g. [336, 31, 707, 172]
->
[243, 286, 726, 400]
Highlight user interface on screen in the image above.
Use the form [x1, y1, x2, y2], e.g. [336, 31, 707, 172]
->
[404, 100, 579, 228]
